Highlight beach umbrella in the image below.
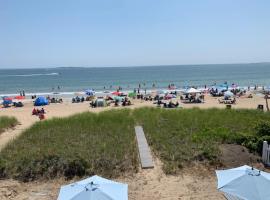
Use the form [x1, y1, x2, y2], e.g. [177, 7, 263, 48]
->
[216, 165, 270, 200]
[128, 92, 136, 98]
[85, 89, 95, 96]
[112, 91, 121, 96]
[185, 88, 201, 94]
[57, 175, 128, 200]
[14, 96, 25, 100]
[224, 91, 234, 98]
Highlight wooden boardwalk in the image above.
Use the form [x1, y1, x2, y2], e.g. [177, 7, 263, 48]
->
[135, 126, 154, 169]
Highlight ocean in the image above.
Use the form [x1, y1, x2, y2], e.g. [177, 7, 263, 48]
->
[0, 63, 269, 96]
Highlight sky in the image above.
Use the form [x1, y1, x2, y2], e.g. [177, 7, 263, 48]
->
[0, 0, 270, 68]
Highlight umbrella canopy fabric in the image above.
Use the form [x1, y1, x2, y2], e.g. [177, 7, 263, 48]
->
[112, 91, 122, 96]
[85, 89, 95, 96]
[224, 91, 234, 98]
[185, 88, 201, 94]
[216, 165, 270, 200]
[57, 175, 128, 200]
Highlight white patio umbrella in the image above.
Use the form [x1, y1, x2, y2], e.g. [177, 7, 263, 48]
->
[57, 175, 128, 200]
[216, 165, 270, 200]
[185, 88, 201, 94]
[224, 91, 234, 98]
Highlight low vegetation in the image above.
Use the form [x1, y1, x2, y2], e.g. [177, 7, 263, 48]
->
[0, 116, 18, 134]
[133, 108, 270, 174]
[1, 108, 270, 181]
[0, 110, 138, 181]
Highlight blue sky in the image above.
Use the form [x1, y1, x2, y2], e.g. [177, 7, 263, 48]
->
[0, 0, 270, 68]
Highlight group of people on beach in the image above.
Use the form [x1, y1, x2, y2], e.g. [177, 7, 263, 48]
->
[32, 107, 46, 120]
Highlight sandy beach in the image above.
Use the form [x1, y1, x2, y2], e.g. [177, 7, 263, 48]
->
[0, 93, 266, 200]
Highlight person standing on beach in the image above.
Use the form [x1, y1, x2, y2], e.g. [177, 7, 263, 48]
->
[22, 90, 25, 96]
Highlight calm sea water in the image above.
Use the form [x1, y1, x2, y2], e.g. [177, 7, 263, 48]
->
[0, 63, 269, 95]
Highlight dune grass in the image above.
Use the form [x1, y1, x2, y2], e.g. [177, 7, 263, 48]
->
[0, 109, 138, 181]
[1, 108, 270, 181]
[133, 108, 270, 174]
[0, 116, 18, 134]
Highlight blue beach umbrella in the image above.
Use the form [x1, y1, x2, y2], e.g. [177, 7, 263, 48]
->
[57, 175, 128, 200]
[216, 165, 270, 200]
[85, 89, 95, 96]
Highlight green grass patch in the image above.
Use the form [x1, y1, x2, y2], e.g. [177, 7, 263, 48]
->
[0, 116, 18, 134]
[1, 108, 270, 181]
[132, 108, 270, 174]
[0, 110, 138, 181]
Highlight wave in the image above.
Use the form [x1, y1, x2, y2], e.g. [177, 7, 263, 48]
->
[0, 72, 59, 77]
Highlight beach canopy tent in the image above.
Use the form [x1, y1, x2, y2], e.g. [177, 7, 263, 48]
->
[3, 99, 12, 105]
[57, 175, 128, 200]
[114, 96, 124, 102]
[95, 98, 107, 107]
[34, 96, 48, 106]
[85, 89, 95, 96]
[216, 165, 270, 200]
[224, 91, 234, 98]
[185, 88, 201, 94]
[128, 92, 136, 98]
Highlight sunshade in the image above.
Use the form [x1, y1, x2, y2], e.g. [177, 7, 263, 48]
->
[216, 165, 270, 200]
[224, 91, 234, 97]
[185, 88, 201, 94]
[128, 92, 136, 97]
[85, 89, 95, 96]
[57, 175, 128, 200]
[112, 91, 122, 96]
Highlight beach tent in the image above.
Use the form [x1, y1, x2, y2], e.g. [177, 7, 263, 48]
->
[224, 91, 234, 98]
[34, 96, 48, 106]
[3, 99, 12, 106]
[185, 88, 201, 94]
[95, 98, 107, 107]
[85, 89, 95, 96]
[113, 96, 124, 102]
[57, 175, 128, 200]
[216, 165, 270, 200]
[128, 92, 136, 98]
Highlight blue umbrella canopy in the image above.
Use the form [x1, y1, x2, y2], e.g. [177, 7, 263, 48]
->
[216, 165, 270, 200]
[85, 89, 95, 96]
[57, 175, 128, 200]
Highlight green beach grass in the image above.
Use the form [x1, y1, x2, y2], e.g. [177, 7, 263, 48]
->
[0, 116, 18, 134]
[1, 108, 270, 181]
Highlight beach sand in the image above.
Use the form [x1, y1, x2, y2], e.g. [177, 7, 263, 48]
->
[0, 93, 266, 200]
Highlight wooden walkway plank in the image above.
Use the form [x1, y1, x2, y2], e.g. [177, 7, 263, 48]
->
[135, 126, 154, 169]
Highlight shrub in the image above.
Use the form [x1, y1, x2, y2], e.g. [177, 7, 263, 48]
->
[255, 121, 270, 137]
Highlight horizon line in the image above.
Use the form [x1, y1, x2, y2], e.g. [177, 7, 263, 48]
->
[0, 61, 269, 70]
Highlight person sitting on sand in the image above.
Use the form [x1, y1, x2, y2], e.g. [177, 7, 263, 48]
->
[39, 112, 45, 120]
[41, 108, 45, 114]
[32, 108, 37, 115]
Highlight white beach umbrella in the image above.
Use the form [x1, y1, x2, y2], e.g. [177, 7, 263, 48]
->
[185, 88, 201, 94]
[216, 165, 270, 200]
